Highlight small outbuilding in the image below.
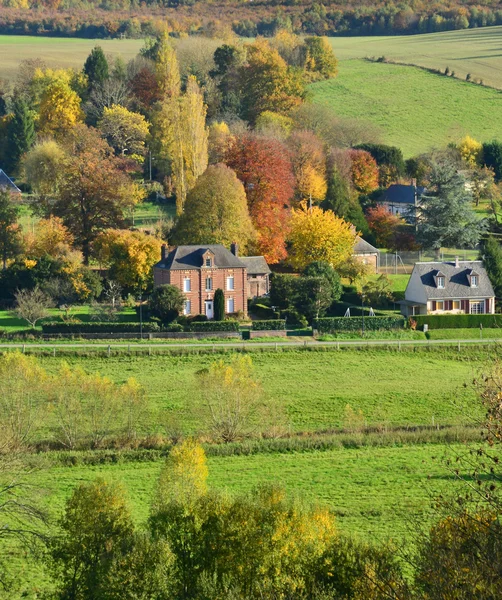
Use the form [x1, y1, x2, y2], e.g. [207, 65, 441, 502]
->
[353, 237, 379, 273]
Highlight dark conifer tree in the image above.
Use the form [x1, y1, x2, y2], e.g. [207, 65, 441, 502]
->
[83, 46, 109, 90]
[214, 288, 225, 321]
[6, 97, 35, 174]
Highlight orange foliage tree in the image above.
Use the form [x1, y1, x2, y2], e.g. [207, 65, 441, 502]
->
[366, 205, 404, 248]
[225, 134, 295, 263]
[349, 149, 379, 194]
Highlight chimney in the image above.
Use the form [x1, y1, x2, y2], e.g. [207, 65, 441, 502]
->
[161, 244, 167, 261]
[455, 256, 460, 268]
[230, 242, 238, 257]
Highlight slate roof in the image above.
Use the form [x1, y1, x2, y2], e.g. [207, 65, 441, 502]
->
[155, 245, 247, 270]
[412, 261, 494, 299]
[380, 184, 425, 205]
[239, 256, 271, 275]
[354, 236, 379, 255]
[0, 169, 21, 193]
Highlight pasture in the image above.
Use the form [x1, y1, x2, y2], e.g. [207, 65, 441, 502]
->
[310, 59, 502, 156]
[330, 26, 502, 90]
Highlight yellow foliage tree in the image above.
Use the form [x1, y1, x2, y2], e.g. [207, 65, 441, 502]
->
[155, 32, 181, 99]
[458, 135, 483, 167]
[98, 104, 150, 159]
[25, 216, 74, 260]
[287, 203, 356, 270]
[93, 228, 162, 291]
[37, 80, 84, 139]
[208, 121, 234, 164]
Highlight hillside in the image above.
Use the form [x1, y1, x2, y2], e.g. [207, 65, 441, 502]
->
[311, 59, 502, 157]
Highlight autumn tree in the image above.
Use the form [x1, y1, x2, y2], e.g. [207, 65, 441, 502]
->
[349, 149, 379, 194]
[48, 478, 134, 600]
[93, 228, 162, 292]
[24, 216, 74, 261]
[288, 130, 327, 203]
[225, 133, 295, 263]
[304, 36, 338, 80]
[416, 153, 482, 258]
[287, 203, 356, 271]
[171, 164, 255, 251]
[255, 110, 294, 139]
[239, 39, 306, 124]
[37, 80, 84, 139]
[0, 189, 23, 269]
[98, 104, 149, 158]
[5, 97, 35, 174]
[355, 143, 405, 187]
[458, 135, 483, 167]
[31, 126, 143, 262]
[23, 139, 67, 203]
[208, 121, 234, 164]
[155, 32, 181, 100]
[366, 205, 404, 247]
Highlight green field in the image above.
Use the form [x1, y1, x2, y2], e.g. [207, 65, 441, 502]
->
[33, 349, 483, 434]
[0, 35, 144, 81]
[330, 26, 502, 90]
[311, 59, 502, 156]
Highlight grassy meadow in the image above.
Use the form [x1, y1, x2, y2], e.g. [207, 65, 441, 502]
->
[329, 26, 502, 89]
[310, 59, 502, 156]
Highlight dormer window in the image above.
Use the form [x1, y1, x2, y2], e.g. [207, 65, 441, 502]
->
[471, 275, 478, 288]
[437, 276, 445, 289]
[205, 257, 212, 267]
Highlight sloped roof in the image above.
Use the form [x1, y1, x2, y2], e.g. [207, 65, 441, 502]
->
[380, 184, 425, 205]
[0, 169, 21, 193]
[354, 236, 379, 255]
[240, 256, 271, 275]
[155, 245, 246, 270]
[411, 261, 494, 299]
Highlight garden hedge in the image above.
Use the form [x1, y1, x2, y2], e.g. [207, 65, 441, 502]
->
[314, 316, 406, 333]
[42, 322, 160, 333]
[251, 320, 286, 331]
[189, 321, 240, 332]
[412, 314, 502, 329]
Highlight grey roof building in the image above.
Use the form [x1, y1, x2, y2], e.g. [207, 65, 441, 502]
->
[0, 169, 21, 194]
[379, 183, 425, 223]
[399, 259, 495, 316]
[240, 256, 271, 298]
[353, 236, 379, 273]
[155, 244, 246, 271]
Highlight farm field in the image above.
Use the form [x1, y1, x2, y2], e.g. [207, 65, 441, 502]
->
[33, 349, 484, 434]
[2, 442, 474, 598]
[0, 35, 144, 81]
[329, 26, 502, 90]
[310, 59, 502, 156]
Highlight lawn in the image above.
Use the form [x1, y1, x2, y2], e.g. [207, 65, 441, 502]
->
[0, 35, 144, 81]
[32, 349, 485, 434]
[310, 59, 502, 157]
[427, 328, 502, 340]
[329, 26, 502, 90]
[2, 442, 475, 598]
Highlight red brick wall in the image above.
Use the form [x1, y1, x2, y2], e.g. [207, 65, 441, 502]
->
[153, 267, 247, 317]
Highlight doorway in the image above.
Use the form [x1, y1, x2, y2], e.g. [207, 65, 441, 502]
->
[205, 300, 214, 319]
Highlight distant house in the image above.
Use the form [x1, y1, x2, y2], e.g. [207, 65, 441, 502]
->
[239, 256, 271, 298]
[399, 259, 495, 317]
[378, 183, 425, 223]
[0, 169, 21, 194]
[353, 237, 379, 273]
[153, 244, 271, 318]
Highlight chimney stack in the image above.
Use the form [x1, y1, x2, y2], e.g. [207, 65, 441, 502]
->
[455, 256, 460, 268]
[230, 242, 238, 257]
[161, 244, 167, 261]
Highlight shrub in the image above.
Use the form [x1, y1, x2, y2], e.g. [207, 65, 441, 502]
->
[412, 314, 502, 329]
[42, 322, 160, 334]
[251, 320, 286, 331]
[314, 316, 405, 333]
[280, 309, 308, 327]
[189, 321, 240, 332]
[250, 302, 277, 320]
[163, 323, 183, 332]
[149, 284, 185, 324]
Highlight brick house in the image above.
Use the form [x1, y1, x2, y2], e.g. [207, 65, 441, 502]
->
[399, 259, 495, 317]
[153, 244, 249, 318]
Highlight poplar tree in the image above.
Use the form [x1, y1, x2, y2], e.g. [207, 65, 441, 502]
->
[6, 97, 35, 174]
[154, 32, 180, 99]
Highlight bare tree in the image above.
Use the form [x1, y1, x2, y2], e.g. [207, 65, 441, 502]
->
[13, 286, 54, 328]
[84, 77, 131, 124]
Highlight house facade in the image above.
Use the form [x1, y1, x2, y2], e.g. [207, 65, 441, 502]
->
[399, 259, 495, 317]
[353, 237, 379, 273]
[378, 183, 425, 224]
[154, 244, 271, 318]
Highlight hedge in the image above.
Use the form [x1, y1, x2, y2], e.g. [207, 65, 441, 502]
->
[189, 321, 240, 332]
[251, 320, 286, 331]
[42, 322, 160, 334]
[412, 314, 502, 329]
[314, 316, 406, 333]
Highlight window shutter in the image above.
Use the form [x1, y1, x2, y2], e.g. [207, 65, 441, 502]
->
[432, 301, 436, 311]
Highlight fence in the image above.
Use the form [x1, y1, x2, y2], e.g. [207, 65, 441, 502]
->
[379, 248, 480, 275]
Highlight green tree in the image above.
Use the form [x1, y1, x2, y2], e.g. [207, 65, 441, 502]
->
[269, 273, 297, 309]
[0, 189, 22, 269]
[48, 478, 134, 600]
[303, 261, 342, 302]
[5, 97, 35, 174]
[214, 288, 225, 321]
[295, 276, 334, 322]
[83, 46, 109, 90]
[149, 284, 185, 324]
[322, 164, 352, 217]
[483, 140, 502, 181]
[416, 154, 483, 258]
[482, 235, 502, 299]
[171, 164, 255, 250]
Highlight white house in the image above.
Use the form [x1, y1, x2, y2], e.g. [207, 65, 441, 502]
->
[399, 259, 495, 317]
